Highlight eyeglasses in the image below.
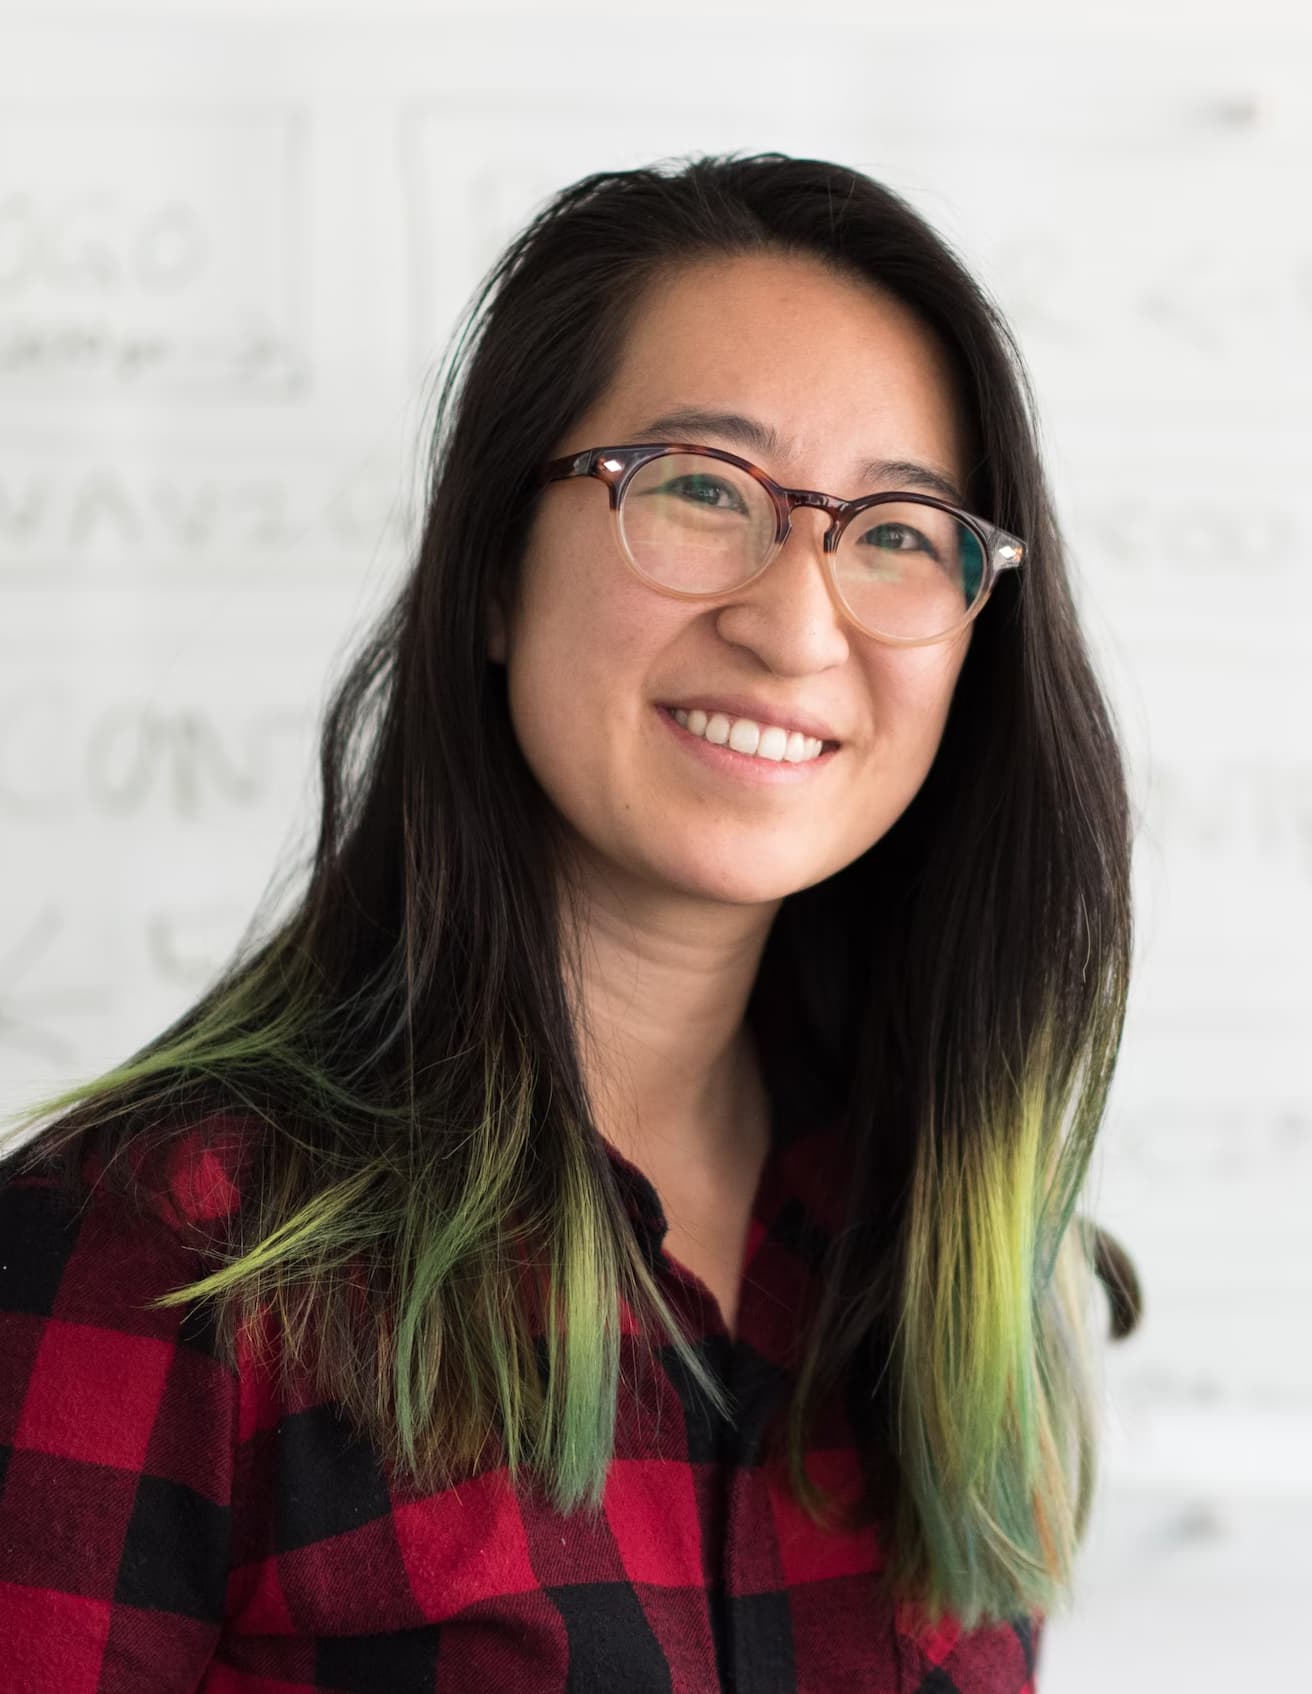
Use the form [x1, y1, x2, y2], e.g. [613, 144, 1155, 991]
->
[538, 442, 1025, 647]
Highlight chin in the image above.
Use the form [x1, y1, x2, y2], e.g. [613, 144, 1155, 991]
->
[652, 849, 836, 909]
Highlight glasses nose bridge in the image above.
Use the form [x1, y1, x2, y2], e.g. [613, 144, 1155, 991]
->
[777, 485, 846, 553]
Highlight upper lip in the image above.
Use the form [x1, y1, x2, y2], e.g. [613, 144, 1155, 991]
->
[661, 694, 842, 745]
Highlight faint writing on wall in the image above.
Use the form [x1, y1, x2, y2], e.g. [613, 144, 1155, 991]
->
[0, 692, 315, 819]
[0, 905, 112, 1071]
[1071, 493, 1301, 578]
[0, 461, 417, 579]
[0, 106, 308, 396]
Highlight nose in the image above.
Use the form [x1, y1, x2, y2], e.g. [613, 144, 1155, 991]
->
[712, 508, 850, 677]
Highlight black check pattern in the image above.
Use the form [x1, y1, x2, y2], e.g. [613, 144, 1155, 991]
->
[0, 1114, 1043, 1691]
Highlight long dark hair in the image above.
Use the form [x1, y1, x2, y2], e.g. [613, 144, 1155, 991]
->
[3, 154, 1133, 1627]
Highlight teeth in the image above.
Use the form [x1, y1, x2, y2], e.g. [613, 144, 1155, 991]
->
[670, 708, 826, 763]
[728, 719, 760, 756]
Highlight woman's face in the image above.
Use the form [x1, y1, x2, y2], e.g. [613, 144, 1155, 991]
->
[490, 250, 974, 909]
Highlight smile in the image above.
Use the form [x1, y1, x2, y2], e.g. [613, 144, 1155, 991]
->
[671, 707, 826, 763]
[656, 706, 840, 783]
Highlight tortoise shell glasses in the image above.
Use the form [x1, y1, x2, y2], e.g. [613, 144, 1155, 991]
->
[538, 442, 1025, 647]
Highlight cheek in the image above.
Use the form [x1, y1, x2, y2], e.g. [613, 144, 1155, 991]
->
[511, 500, 648, 667]
[512, 491, 693, 697]
[832, 647, 967, 873]
[507, 567, 655, 738]
[869, 635, 970, 747]
[500, 522, 678, 819]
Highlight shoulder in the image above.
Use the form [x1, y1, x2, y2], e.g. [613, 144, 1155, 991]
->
[0, 1110, 258, 1367]
[0, 1111, 261, 1487]
[0, 1118, 255, 1685]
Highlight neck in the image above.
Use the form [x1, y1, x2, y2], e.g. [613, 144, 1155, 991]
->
[559, 858, 780, 1178]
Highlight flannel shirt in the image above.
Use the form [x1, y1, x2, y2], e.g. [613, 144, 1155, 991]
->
[0, 1110, 1042, 1693]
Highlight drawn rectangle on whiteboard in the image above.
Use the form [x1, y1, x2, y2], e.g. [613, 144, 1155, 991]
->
[0, 103, 308, 400]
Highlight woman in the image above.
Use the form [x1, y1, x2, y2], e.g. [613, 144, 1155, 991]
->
[0, 153, 1139, 1692]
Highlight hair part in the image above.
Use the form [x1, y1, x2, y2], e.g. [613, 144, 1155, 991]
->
[3, 152, 1133, 1630]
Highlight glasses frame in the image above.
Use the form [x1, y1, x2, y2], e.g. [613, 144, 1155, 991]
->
[538, 441, 1025, 647]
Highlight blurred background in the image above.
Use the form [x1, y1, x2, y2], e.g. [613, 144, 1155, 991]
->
[1, 2, 1307, 1685]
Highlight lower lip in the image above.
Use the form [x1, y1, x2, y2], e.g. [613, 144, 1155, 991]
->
[657, 707, 838, 784]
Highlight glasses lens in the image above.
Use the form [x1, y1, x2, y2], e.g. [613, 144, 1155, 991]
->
[833, 501, 986, 641]
[618, 453, 775, 592]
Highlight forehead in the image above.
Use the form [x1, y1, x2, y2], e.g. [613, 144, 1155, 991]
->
[584, 250, 969, 491]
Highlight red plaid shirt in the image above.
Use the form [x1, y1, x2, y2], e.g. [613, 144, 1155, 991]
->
[0, 1112, 1042, 1692]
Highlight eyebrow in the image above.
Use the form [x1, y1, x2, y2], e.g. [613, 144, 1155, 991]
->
[630, 407, 967, 505]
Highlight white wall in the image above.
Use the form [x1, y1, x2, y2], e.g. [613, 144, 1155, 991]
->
[2, 4, 1308, 1685]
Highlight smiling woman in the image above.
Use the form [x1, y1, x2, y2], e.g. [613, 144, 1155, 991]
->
[0, 155, 1137, 1693]
[499, 253, 983, 913]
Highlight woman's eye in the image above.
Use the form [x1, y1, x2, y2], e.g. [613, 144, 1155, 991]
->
[663, 475, 746, 512]
[859, 521, 935, 555]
